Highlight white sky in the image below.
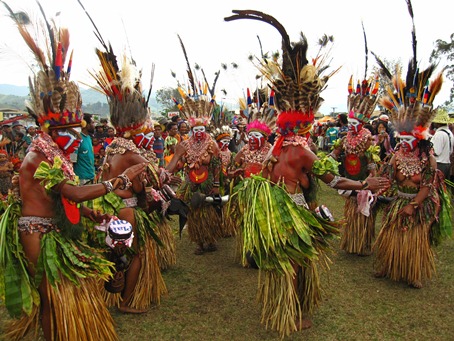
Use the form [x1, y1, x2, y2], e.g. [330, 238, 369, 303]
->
[0, 0, 452, 115]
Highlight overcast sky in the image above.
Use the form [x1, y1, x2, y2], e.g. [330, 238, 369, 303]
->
[0, 0, 452, 114]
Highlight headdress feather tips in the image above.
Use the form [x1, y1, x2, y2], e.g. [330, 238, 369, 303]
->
[1, 0, 82, 131]
[225, 10, 339, 136]
[347, 23, 380, 124]
[373, 0, 443, 139]
[77, 0, 150, 137]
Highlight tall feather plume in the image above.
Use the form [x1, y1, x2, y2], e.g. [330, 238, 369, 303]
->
[225, 10, 337, 116]
[1, 1, 47, 70]
[362, 21, 369, 80]
[35, 0, 56, 66]
[77, 0, 148, 136]
[177, 34, 196, 95]
[374, 0, 442, 135]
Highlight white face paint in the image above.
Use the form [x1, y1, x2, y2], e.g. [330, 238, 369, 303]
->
[192, 126, 206, 134]
[248, 131, 264, 139]
[248, 131, 265, 150]
[398, 135, 418, 151]
[348, 118, 362, 133]
[219, 138, 231, 150]
[192, 125, 206, 141]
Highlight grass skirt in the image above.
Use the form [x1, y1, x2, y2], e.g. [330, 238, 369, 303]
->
[186, 204, 221, 246]
[340, 196, 377, 255]
[373, 197, 435, 286]
[233, 176, 338, 337]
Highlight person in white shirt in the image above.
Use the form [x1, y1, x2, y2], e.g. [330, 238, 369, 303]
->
[431, 110, 454, 179]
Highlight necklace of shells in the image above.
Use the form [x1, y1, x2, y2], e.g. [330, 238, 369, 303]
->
[242, 143, 271, 165]
[182, 136, 212, 167]
[395, 148, 427, 178]
[345, 129, 371, 155]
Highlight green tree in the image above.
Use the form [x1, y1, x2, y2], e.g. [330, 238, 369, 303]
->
[155, 87, 181, 116]
[430, 33, 454, 110]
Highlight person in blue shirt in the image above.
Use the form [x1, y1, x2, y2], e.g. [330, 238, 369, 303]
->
[73, 113, 96, 184]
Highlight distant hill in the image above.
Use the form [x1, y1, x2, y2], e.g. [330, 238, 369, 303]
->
[0, 84, 161, 116]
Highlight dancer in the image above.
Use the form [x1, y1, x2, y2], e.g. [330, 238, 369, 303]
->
[372, 0, 452, 288]
[78, 1, 169, 312]
[226, 10, 389, 337]
[0, 3, 145, 339]
[331, 71, 381, 256]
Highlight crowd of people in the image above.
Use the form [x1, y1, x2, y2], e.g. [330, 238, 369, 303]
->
[0, 3, 452, 341]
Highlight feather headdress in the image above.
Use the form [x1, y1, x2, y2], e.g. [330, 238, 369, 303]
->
[225, 10, 340, 138]
[1, 1, 82, 132]
[347, 23, 380, 124]
[77, 0, 150, 138]
[372, 0, 443, 139]
[173, 35, 218, 128]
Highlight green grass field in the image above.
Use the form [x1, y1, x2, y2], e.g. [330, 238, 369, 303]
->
[1, 184, 453, 340]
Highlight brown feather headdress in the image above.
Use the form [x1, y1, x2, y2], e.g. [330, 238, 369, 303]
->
[77, 0, 151, 138]
[225, 10, 340, 138]
[173, 35, 219, 128]
[372, 0, 443, 139]
[1, 1, 82, 132]
[347, 22, 380, 124]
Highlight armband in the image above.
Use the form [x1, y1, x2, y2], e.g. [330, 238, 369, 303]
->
[327, 175, 341, 188]
[116, 174, 133, 190]
[102, 180, 114, 193]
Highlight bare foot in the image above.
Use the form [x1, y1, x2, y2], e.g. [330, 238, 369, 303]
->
[409, 280, 423, 289]
[194, 246, 204, 255]
[118, 306, 148, 314]
[374, 271, 386, 278]
[296, 318, 312, 330]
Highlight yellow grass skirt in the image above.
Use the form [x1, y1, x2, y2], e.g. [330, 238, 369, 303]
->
[340, 196, 377, 255]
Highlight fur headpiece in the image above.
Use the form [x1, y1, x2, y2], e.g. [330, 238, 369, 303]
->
[225, 10, 340, 138]
[2, 1, 82, 132]
[373, 0, 443, 140]
[246, 119, 272, 137]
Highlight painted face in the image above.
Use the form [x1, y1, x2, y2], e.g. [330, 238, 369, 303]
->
[133, 132, 154, 150]
[54, 128, 81, 155]
[398, 134, 418, 151]
[248, 131, 265, 150]
[192, 125, 206, 141]
[348, 118, 363, 134]
[218, 138, 231, 151]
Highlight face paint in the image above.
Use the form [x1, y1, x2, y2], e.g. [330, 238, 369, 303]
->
[133, 133, 155, 150]
[398, 134, 418, 151]
[192, 125, 206, 141]
[248, 131, 265, 150]
[348, 118, 363, 134]
[218, 138, 231, 151]
[54, 129, 81, 155]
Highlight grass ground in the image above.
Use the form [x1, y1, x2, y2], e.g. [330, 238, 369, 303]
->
[1, 184, 453, 340]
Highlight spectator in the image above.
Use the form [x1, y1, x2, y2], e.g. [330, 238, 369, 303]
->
[325, 121, 339, 150]
[0, 124, 13, 155]
[177, 120, 190, 142]
[153, 122, 165, 167]
[94, 123, 107, 140]
[336, 113, 348, 139]
[73, 113, 96, 184]
[375, 120, 393, 161]
[431, 110, 454, 179]
[164, 121, 179, 166]
[103, 126, 115, 148]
